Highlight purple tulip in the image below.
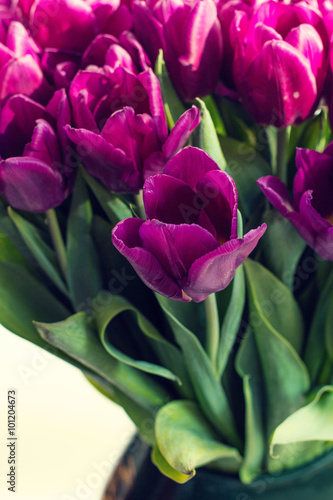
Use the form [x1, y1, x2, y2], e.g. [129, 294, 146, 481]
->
[28, 0, 98, 53]
[65, 37, 200, 193]
[0, 20, 52, 104]
[257, 144, 333, 261]
[112, 147, 266, 302]
[231, 1, 328, 127]
[132, 0, 223, 100]
[0, 90, 73, 213]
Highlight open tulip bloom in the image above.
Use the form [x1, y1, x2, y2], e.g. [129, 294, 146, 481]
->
[1, 0, 333, 488]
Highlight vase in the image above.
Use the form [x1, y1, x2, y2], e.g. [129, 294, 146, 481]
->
[102, 435, 333, 500]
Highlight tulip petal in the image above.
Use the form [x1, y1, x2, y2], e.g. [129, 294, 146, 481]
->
[137, 69, 168, 143]
[0, 157, 65, 213]
[196, 170, 238, 242]
[294, 148, 333, 219]
[112, 218, 186, 301]
[0, 94, 52, 158]
[161, 105, 200, 159]
[65, 125, 139, 193]
[240, 39, 317, 127]
[164, 146, 219, 189]
[285, 24, 324, 88]
[183, 224, 267, 302]
[139, 220, 219, 280]
[0, 54, 51, 104]
[178, 0, 217, 71]
[143, 174, 198, 224]
[23, 119, 61, 167]
[299, 190, 332, 233]
[256, 175, 294, 216]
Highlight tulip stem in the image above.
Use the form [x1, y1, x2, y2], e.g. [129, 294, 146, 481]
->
[46, 209, 67, 280]
[205, 293, 220, 372]
[276, 127, 289, 184]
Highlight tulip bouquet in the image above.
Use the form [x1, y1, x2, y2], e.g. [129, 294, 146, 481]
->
[1, 0, 333, 488]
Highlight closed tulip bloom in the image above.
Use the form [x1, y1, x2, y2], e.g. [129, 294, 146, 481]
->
[112, 147, 266, 302]
[257, 144, 333, 261]
[28, 0, 98, 53]
[0, 90, 73, 213]
[231, 1, 328, 127]
[0, 21, 52, 104]
[65, 37, 200, 193]
[132, 0, 223, 100]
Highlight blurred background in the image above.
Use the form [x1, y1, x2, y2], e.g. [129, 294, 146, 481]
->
[0, 324, 135, 500]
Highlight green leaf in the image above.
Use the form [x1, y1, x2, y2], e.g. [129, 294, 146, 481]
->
[325, 293, 333, 362]
[262, 209, 306, 289]
[8, 207, 68, 297]
[35, 312, 170, 412]
[152, 446, 191, 484]
[193, 98, 226, 170]
[0, 261, 70, 347]
[217, 97, 257, 145]
[155, 49, 186, 128]
[201, 95, 226, 137]
[67, 171, 103, 310]
[217, 265, 246, 378]
[156, 294, 240, 448]
[81, 167, 132, 225]
[93, 292, 192, 390]
[155, 400, 242, 479]
[304, 270, 333, 383]
[0, 227, 27, 267]
[271, 386, 333, 446]
[222, 137, 270, 218]
[244, 259, 310, 437]
[235, 329, 265, 484]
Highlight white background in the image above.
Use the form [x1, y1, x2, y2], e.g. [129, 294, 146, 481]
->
[0, 324, 135, 500]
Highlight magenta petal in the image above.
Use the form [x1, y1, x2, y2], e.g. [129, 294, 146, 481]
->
[162, 105, 200, 159]
[0, 54, 47, 102]
[139, 220, 219, 280]
[65, 125, 139, 193]
[23, 119, 61, 167]
[196, 170, 238, 241]
[178, 0, 218, 71]
[313, 226, 333, 262]
[285, 24, 325, 88]
[0, 157, 65, 213]
[164, 146, 219, 189]
[241, 40, 317, 127]
[143, 174, 199, 224]
[137, 69, 168, 143]
[257, 176, 294, 216]
[183, 224, 267, 302]
[299, 190, 331, 233]
[112, 218, 185, 301]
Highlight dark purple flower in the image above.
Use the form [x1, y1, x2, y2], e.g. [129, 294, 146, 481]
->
[112, 147, 266, 302]
[257, 144, 333, 261]
[231, 1, 328, 127]
[0, 90, 74, 213]
[132, 0, 223, 100]
[0, 20, 52, 104]
[65, 39, 200, 193]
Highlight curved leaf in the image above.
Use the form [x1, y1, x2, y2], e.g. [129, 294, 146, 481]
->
[35, 312, 170, 412]
[235, 329, 265, 483]
[244, 259, 310, 437]
[156, 294, 240, 448]
[193, 98, 226, 170]
[155, 400, 242, 479]
[93, 292, 188, 387]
